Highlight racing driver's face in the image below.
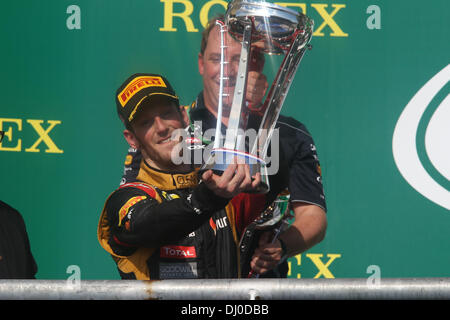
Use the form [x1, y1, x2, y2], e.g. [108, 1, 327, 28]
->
[124, 96, 188, 172]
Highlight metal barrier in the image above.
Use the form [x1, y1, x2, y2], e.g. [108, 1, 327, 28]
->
[1, 278, 450, 300]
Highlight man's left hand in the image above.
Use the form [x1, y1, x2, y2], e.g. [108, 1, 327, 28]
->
[249, 231, 284, 275]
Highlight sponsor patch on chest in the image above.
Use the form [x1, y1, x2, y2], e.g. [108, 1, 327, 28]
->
[160, 245, 197, 259]
[159, 262, 198, 279]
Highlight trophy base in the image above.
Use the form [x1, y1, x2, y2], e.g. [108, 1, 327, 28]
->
[199, 148, 270, 194]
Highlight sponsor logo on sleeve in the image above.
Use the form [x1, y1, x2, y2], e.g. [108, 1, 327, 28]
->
[118, 196, 146, 226]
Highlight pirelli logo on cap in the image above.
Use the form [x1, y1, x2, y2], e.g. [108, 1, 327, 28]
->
[118, 76, 167, 107]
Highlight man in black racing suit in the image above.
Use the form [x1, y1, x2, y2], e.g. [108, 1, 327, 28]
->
[98, 73, 265, 279]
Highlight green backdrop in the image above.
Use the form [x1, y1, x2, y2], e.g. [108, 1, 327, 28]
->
[1, 0, 449, 280]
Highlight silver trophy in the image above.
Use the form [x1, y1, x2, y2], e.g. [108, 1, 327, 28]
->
[201, 0, 314, 193]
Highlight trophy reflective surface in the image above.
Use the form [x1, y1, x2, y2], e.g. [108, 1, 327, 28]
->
[200, 0, 314, 193]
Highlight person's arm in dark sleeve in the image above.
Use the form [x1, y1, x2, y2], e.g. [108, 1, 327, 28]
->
[249, 119, 328, 274]
[106, 182, 230, 249]
[15, 212, 38, 278]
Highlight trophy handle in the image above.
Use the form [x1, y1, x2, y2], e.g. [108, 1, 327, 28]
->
[223, 18, 252, 152]
[212, 20, 228, 150]
[251, 29, 313, 159]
